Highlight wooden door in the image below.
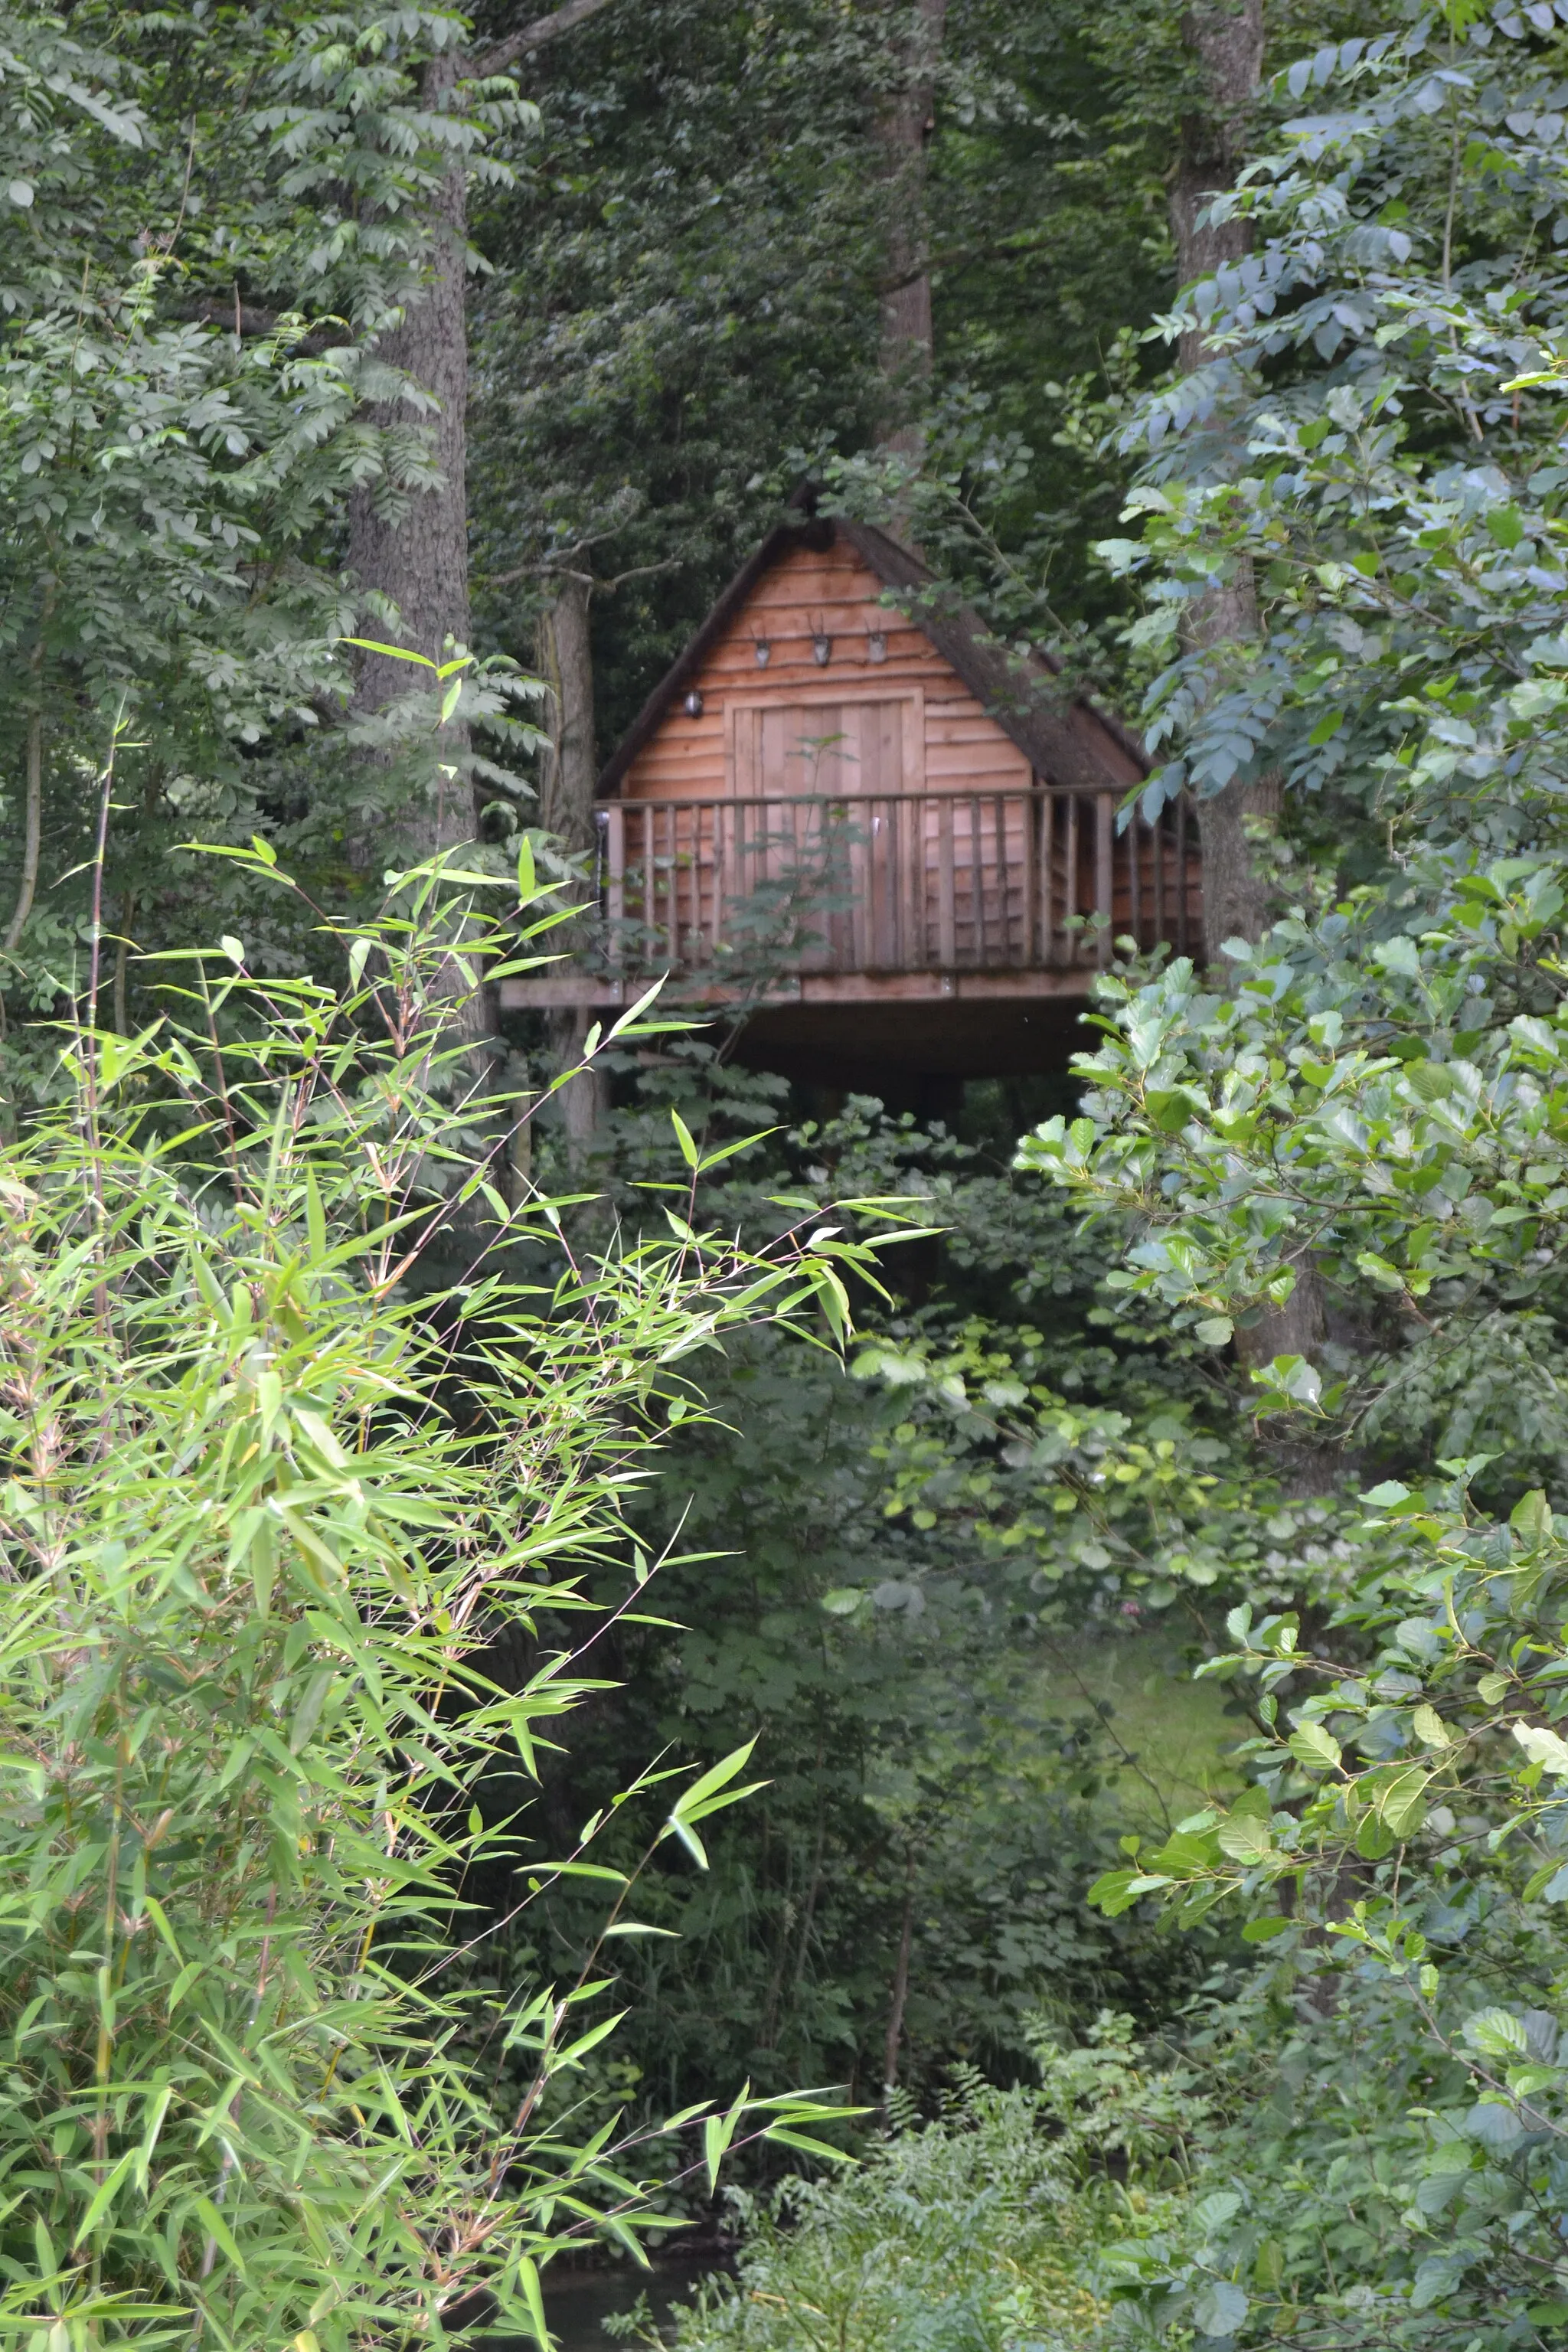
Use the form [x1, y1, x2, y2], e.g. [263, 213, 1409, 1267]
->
[727, 697, 917, 796]
[727, 696, 921, 970]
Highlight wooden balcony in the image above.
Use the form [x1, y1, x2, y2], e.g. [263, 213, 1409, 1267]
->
[498, 786, 1200, 1014]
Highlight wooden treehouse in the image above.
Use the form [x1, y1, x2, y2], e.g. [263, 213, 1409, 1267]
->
[500, 515, 1201, 1090]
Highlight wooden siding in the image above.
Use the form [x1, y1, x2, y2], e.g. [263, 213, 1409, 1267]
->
[619, 539, 1054, 803]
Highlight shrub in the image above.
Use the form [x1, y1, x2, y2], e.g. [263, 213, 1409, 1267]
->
[658, 2018, 1196, 2352]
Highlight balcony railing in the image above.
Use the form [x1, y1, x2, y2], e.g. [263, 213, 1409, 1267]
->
[594, 789, 1197, 985]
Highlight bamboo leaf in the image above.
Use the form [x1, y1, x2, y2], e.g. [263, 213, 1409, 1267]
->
[519, 2256, 551, 2351]
[194, 2197, 246, 2276]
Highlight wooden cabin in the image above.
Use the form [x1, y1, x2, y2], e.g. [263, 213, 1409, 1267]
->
[499, 515, 1201, 1089]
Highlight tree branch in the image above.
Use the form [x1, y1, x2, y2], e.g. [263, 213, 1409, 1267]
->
[472, 0, 619, 78]
[171, 299, 354, 357]
[479, 554, 680, 593]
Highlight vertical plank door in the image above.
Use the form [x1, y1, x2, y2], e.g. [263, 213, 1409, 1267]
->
[727, 696, 918, 974]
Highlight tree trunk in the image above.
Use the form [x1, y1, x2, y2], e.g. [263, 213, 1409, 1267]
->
[535, 573, 598, 854]
[535, 572, 607, 1153]
[349, 47, 472, 780]
[338, 4, 622, 1205]
[1170, 2, 1266, 385]
[346, 45, 501, 1115]
[1171, 2, 1325, 1374]
[345, 0, 622, 804]
[881, 1852, 915, 2097]
[876, 0, 949, 458]
[1170, 0, 1274, 965]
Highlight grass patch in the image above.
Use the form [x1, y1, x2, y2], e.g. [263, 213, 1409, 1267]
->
[1041, 1625, 1248, 1827]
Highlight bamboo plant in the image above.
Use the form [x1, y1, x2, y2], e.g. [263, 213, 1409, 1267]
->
[0, 838, 872, 2350]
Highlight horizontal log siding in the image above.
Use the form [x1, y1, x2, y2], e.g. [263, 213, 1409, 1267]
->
[619, 542, 1035, 803]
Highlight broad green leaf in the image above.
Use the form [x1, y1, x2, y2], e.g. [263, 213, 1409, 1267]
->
[1380, 1766, 1430, 1838]
[1288, 1722, 1342, 1770]
[1462, 2007, 1529, 2058]
[1217, 1813, 1274, 1864]
[1514, 1722, 1568, 1776]
[1241, 1915, 1291, 1943]
[1192, 2278, 1249, 2337]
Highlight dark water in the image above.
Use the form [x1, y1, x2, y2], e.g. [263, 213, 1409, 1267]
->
[540, 2261, 731, 2352]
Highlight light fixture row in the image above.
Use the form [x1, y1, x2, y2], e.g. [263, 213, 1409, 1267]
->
[752, 629, 888, 668]
[681, 629, 893, 716]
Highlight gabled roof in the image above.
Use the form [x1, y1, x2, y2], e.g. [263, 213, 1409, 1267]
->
[597, 514, 1149, 797]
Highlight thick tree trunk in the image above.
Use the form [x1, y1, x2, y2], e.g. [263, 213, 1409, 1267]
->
[551, 1005, 608, 1165]
[338, 2, 622, 1204]
[1191, 577, 1279, 965]
[345, 0, 621, 756]
[349, 50, 472, 763]
[876, 0, 949, 458]
[1170, 2, 1266, 381]
[1171, 2, 1325, 1374]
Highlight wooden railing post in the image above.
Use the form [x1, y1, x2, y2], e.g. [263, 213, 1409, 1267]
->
[1064, 795, 1080, 965]
[937, 796, 957, 967]
[1095, 792, 1114, 967]
[603, 805, 625, 971]
[710, 799, 725, 962]
[903, 794, 922, 969]
[580, 789, 1194, 991]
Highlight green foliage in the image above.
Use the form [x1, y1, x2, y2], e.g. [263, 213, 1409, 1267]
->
[657, 2019, 1196, 2352]
[1019, 851, 1568, 1452]
[0, 854, 882, 2344]
[1095, 5, 1568, 832]
[952, 10, 1568, 2337]
[26, 3, 1568, 2347]
[0, 2, 539, 1036]
[1077, 1463, 1568, 2341]
[1099, 1950, 1568, 2350]
[486, 1073, 1239, 2119]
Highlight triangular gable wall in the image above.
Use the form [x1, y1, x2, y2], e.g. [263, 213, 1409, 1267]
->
[599, 518, 1146, 804]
